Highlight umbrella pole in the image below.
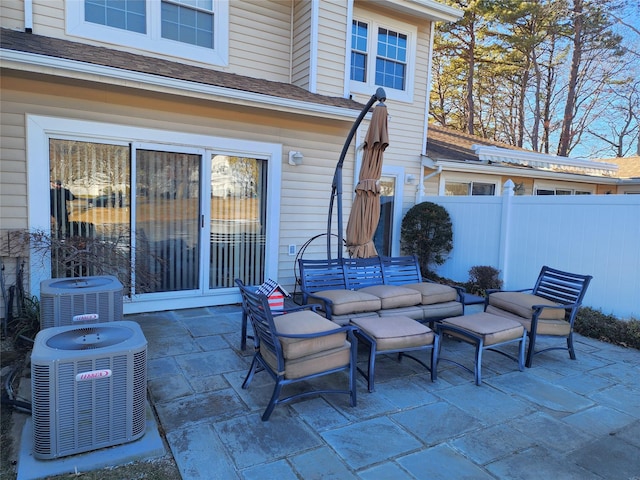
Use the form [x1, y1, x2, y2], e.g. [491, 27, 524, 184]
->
[327, 87, 386, 259]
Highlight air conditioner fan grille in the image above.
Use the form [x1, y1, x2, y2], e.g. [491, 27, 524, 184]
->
[45, 326, 134, 350]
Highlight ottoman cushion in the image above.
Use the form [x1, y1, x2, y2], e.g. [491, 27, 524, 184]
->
[351, 315, 434, 351]
[442, 312, 524, 346]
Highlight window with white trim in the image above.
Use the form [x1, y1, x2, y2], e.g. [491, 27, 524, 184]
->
[534, 182, 594, 195]
[349, 14, 415, 102]
[445, 181, 496, 196]
[67, 0, 229, 65]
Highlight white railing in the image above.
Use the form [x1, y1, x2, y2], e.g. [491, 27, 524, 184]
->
[424, 182, 640, 320]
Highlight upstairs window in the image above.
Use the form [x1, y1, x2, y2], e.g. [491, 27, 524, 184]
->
[376, 28, 407, 90]
[85, 0, 146, 33]
[67, 0, 228, 65]
[161, 0, 214, 48]
[351, 21, 368, 83]
[350, 15, 415, 102]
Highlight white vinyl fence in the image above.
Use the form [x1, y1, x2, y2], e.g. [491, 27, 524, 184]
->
[424, 182, 640, 320]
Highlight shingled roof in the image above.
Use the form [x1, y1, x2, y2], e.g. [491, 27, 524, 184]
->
[426, 123, 525, 162]
[426, 123, 636, 178]
[597, 156, 640, 179]
[0, 28, 364, 112]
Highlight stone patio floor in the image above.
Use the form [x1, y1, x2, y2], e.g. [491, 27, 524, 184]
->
[130, 304, 640, 480]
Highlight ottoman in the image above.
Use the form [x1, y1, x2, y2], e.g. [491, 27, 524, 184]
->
[350, 315, 439, 392]
[438, 312, 526, 385]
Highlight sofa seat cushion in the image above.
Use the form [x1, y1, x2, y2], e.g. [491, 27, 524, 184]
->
[488, 292, 565, 320]
[358, 285, 421, 309]
[486, 305, 571, 336]
[310, 289, 381, 315]
[421, 301, 464, 321]
[351, 315, 434, 352]
[403, 282, 458, 305]
[441, 312, 524, 346]
[262, 342, 351, 379]
[273, 310, 346, 360]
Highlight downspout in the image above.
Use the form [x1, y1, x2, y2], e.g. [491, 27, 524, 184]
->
[343, 0, 354, 98]
[24, 0, 33, 32]
[309, 0, 319, 93]
[422, 21, 436, 156]
[289, 1, 294, 84]
[418, 160, 441, 203]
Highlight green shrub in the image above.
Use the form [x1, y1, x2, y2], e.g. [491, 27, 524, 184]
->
[401, 202, 453, 276]
[574, 307, 640, 350]
[465, 265, 503, 296]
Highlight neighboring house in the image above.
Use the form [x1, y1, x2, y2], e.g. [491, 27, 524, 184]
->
[419, 124, 640, 197]
[0, 0, 462, 316]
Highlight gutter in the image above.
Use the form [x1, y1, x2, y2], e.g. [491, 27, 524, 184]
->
[0, 49, 363, 122]
[472, 144, 618, 177]
[428, 159, 631, 185]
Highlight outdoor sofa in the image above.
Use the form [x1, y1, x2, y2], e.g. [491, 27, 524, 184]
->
[298, 255, 464, 326]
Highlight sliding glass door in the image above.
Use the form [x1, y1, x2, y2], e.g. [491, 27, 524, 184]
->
[48, 139, 269, 300]
[209, 154, 267, 288]
[134, 148, 201, 293]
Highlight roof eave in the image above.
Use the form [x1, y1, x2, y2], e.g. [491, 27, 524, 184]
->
[382, 0, 464, 22]
[428, 159, 627, 184]
[0, 49, 363, 121]
[472, 144, 618, 177]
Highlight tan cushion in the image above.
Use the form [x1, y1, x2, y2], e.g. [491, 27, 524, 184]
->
[359, 285, 421, 309]
[486, 306, 571, 336]
[310, 289, 381, 315]
[404, 282, 458, 305]
[442, 312, 524, 346]
[273, 310, 346, 360]
[262, 342, 351, 379]
[351, 316, 434, 351]
[488, 292, 565, 320]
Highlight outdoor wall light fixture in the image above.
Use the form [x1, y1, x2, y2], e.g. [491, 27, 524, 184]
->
[405, 174, 416, 184]
[288, 151, 304, 166]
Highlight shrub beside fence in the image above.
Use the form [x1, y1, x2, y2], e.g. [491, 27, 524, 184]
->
[424, 183, 640, 320]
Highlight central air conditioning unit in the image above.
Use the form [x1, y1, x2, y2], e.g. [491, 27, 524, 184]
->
[31, 321, 147, 460]
[40, 275, 124, 329]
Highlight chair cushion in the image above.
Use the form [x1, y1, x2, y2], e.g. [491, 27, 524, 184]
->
[351, 315, 434, 351]
[488, 292, 565, 320]
[486, 306, 571, 336]
[262, 342, 351, 379]
[403, 282, 458, 305]
[441, 312, 524, 346]
[310, 289, 381, 315]
[273, 310, 346, 360]
[358, 285, 421, 309]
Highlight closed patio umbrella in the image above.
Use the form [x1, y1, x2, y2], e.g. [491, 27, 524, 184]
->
[345, 103, 389, 258]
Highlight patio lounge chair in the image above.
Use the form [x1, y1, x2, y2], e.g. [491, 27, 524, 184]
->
[484, 266, 592, 367]
[235, 279, 358, 420]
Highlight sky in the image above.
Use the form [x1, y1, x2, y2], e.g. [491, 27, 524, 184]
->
[570, 1, 640, 159]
